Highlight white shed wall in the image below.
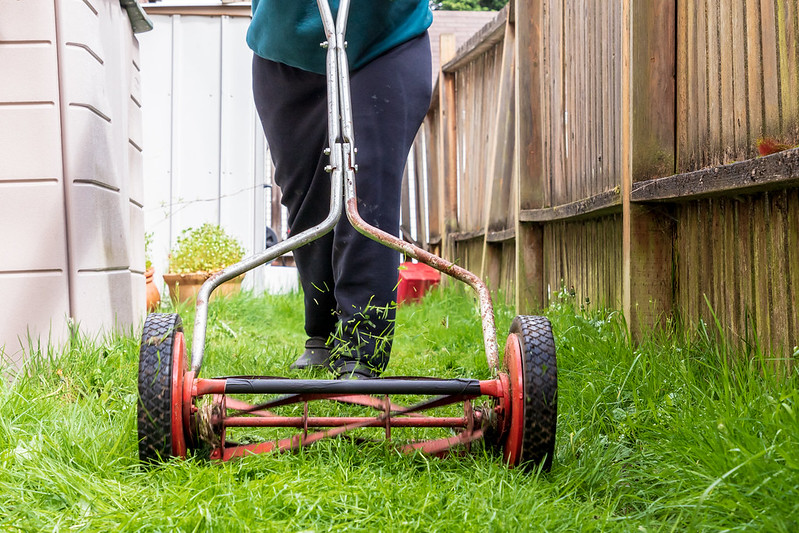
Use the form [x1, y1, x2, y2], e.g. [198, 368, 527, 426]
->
[0, 0, 144, 367]
[138, 13, 286, 294]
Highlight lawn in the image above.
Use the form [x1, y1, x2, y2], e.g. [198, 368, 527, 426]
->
[1, 286, 797, 531]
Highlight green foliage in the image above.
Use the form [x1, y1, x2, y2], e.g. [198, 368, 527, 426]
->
[168, 223, 245, 274]
[144, 231, 153, 270]
[1, 287, 797, 531]
[432, 0, 508, 11]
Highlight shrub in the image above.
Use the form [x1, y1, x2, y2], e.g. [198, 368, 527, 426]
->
[168, 223, 245, 274]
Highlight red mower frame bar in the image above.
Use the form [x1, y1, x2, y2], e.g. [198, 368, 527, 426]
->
[139, 316, 554, 467]
[165, 326, 518, 463]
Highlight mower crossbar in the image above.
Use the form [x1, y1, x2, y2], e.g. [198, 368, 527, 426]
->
[223, 415, 475, 429]
[190, 376, 506, 461]
[222, 377, 483, 395]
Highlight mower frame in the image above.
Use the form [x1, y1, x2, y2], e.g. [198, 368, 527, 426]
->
[137, 0, 557, 471]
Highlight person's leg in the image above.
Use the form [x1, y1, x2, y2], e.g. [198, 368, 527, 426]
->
[329, 33, 433, 377]
[252, 57, 338, 352]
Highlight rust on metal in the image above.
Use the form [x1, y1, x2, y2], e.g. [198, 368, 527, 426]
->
[223, 416, 469, 428]
[345, 197, 500, 371]
[400, 428, 485, 457]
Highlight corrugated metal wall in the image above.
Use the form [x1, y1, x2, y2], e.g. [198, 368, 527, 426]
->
[138, 13, 276, 290]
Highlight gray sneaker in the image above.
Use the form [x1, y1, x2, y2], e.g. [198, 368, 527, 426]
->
[289, 337, 331, 370]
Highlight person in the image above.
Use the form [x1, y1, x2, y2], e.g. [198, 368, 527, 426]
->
[247, 1, 433, 379]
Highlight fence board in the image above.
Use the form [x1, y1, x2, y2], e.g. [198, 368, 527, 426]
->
[673, 192, 799, 363]
[678, 0, 799, 171]
[409, 0, 797, 371]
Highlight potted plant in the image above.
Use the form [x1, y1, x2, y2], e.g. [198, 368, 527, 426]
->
[163, 223, 246, 304]
[144, 232, 161, 311]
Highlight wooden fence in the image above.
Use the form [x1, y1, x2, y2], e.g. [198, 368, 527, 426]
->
[401, 0, 799, 368]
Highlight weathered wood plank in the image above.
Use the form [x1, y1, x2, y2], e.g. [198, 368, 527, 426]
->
[451, 227, 516, 243]
[519, 188, 621, 222]
[787, 188, 799, 374]
[746, 0, 764, 142]
[768, 190, 790, 366]
[733, 198, 751, 347]
[722, 198, 740, 346]
[632, 0, 676, 181]
[438, 34, 457, 261]
[720, 0, 736, 162]
[483, 24, 515, 233]
[782, 0, 799, 139]
[631, 147, 799, 202]
[514, 0, 545, 311]
[753, 194, 772, 365]
[621, 0, 633, 331]
[442, 7, 508, 73]
[761, 0, 781, 134]
[731, 0, 749, 158]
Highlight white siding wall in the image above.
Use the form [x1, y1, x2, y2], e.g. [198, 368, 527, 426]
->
[0, 0, 144, 367]
[138, 13, 285, 293]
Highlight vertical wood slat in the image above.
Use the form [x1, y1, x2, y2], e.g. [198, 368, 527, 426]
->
[479, 14, 515, 281]
[788, 188, 799, 374]
[761, 1, 781, 132]
[678, 0, 799, 172]
[424, 114, 441, 251]
[414, 133, 428, 246]
[746, 0, 764, 144]
[438, 34, 457, 262]
[782, 0, 799, 139]
[673, 191, 799, 364]
[731, 0, 748, 152]
[769, 191, 790, 368]
[621, 0, 632, 326]
[406, 0, 797, 371]
[516, 0, 545, 311]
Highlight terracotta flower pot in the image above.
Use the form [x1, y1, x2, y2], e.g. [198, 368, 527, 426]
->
[162, 272, 243, 304]
[145, 267, 161, 312]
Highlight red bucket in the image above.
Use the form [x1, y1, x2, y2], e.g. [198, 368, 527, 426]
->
[397, 261, 441, 305]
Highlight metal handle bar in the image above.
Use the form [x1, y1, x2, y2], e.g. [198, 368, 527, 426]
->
[191, 0, 499, 374]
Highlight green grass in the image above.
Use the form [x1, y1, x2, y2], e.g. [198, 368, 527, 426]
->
[1, 287, 797, 531]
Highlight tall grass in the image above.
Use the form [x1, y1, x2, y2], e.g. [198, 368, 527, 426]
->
[0, 287, 796, 531]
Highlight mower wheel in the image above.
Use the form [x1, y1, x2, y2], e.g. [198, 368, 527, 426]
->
[502, 315, 558, 471]
[137, 313, 187, 463]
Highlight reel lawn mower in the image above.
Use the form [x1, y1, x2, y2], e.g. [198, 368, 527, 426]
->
[137, 0, 557, 471]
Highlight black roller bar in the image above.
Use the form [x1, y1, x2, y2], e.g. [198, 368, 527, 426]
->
[224, 377, 483, 396]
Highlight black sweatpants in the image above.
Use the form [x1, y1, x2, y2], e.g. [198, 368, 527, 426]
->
[252, 32, 432, 375]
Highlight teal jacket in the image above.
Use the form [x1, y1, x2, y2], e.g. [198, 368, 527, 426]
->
[246, 0, 432, 74]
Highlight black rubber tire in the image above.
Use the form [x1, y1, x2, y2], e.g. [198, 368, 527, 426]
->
[510, 315, 558, 471]
[137, 313, 183, 463]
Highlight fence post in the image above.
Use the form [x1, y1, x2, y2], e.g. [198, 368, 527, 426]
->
[623, 0, 676, 339]
[515, 0, 545, 313]
[479, 8, 516, 291]
[437, 34, 458, 262]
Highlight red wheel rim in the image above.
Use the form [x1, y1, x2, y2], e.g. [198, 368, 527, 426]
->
[183, 370, 196, 450]
[502, 333, 524, 466]
[171, 331, 187, 458]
